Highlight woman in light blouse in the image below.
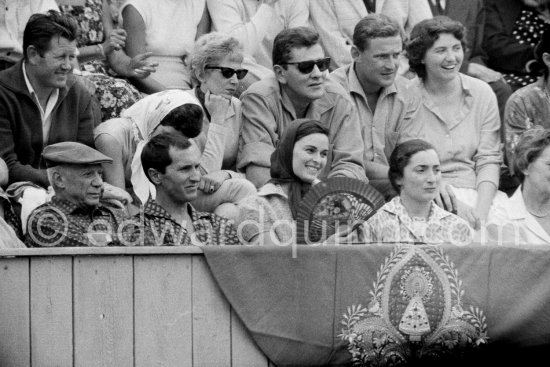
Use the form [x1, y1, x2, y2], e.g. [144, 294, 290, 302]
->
[405, 16, 507, 230]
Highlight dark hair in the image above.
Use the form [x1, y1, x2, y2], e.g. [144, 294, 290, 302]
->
[141, 133, 193, 183]
[405, 16, 467, 79]
[23, 10, 79, 61]
[294, 119, 329, 144]
[272, 27, 320, 67]
[159, 103, 203, 138]
[513, 128, 550, 183]
[534, 30, 550, 79]
[388, 139, 438, 193]
[353, 14, 404, 52]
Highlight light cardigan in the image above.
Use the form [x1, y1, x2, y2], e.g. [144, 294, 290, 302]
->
[487, 187, 550, 245]
[412, 73, 502, 190]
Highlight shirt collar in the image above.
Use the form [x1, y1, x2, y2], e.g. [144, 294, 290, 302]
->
[144, 200, 210, 223]
[383, 196, 452, 222]
[50, 196, 108, 216]
[22, 61, 59, 105]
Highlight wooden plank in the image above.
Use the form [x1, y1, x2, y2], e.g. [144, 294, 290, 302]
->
[73, 256, 133, 367]
[30, 257, 73, 367]
[192, 256, 231, 366]
[0, 258, 30, 367]
[231, 309, 269, 367]
[134, 255, 193, 367]
[0, 246, 203, 258]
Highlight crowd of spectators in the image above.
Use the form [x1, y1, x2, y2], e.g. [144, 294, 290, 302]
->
[2, 0, 550, 248]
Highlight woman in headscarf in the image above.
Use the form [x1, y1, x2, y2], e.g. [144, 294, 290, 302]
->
[94, 89, 255, 218]
[237, 119, 329, 245]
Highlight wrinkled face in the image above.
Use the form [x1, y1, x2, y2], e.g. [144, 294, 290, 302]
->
[27, 36, 77, 90]
[200, 53, 244, 99]
[276, 44, 327, 103]
[292, 133, 329, 183]
[352, 36, 402, 93]
[59, 164, 104, 208]
[422, 33, 463, 83]
[524, 145, 550, 193]
[396, 149, 441, 204]
[157, 144, 202, 204]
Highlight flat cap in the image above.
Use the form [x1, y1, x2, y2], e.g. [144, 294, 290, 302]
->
[42, 142, 113, 168]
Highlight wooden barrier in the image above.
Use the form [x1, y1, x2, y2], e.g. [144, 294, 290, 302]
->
[0, 248, 271, 367]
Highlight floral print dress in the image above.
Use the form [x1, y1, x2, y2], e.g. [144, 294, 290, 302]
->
[60, 0, 143, 120]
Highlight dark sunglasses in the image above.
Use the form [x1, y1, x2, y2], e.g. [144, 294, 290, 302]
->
[205, 66, 248, 80]
[282, 57, 331, 74]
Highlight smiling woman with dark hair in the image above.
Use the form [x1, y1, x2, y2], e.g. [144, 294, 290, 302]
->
[406, 16, 507, 231]
[237, 119, 329, 245]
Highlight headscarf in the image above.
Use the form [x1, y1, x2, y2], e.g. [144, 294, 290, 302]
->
[269, 119, 326, 219]
[125, 90, 202, 205]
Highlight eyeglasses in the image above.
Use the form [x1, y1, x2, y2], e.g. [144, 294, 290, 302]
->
[281, 57, 331, 74]
[205, 66, 249, 80]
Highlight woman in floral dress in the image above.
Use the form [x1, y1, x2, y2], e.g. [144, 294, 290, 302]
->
[59, 0, 147, 120]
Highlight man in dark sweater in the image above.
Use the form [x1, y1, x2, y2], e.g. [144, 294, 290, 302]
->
[0, 10, 99, 188]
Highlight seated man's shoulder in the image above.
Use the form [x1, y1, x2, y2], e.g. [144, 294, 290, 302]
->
[328, 64, 352, 87]
[241, 75, 280, 100]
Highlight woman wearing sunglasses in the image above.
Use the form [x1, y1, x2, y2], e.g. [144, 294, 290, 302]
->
[186, 33, 252, 198]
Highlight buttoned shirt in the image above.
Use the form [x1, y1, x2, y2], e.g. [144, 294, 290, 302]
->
[329, 63, 424, 168]
[238, 75, 366, 186]
[139, 200, 240, 246]
[412, 74, 502, 190]
[360, 196, 472, 245]
[26, 196, 140, 247]
[0, 0, 58, 63]
[23, 62, 59, 145]
[504, 78, 550, 173]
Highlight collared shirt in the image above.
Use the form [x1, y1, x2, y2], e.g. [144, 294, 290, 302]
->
[329, 62, 424, 167]
[487, 186, 550, 245]
[412, 74, 502, 190]
[238, 75, 366, 186]
[25, 196, 140, 247]
[0, 0, 58, 63]
[23, 62, 59, 145]
[360, 196, 472, 245]
[504, 78, 550, 173]
[139, 200, 240, 246]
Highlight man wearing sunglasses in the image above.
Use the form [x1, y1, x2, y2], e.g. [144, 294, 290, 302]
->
[239, 27, 367, 188]
[329, 14, 424, 199]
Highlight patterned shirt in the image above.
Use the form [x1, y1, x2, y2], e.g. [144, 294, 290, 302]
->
[360, 197, 473, 245]
[25, 196, 141, 247]
[138, 200, 241, 246]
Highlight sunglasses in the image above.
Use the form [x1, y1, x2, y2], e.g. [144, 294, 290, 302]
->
[281, 57, 331, 74]
[205, 66, 248, 80]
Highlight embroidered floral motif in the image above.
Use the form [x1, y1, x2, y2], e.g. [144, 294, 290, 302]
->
[339, 245, 488, 366]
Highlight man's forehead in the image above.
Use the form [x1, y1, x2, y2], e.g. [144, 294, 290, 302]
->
[287, 44, 324, 62]
[168, 144, 201, 167]
[46, 36, 77, 53]
[364, 36, 403, 52]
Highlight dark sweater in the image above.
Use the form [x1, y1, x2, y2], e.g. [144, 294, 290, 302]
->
[0, 61, 99, 187]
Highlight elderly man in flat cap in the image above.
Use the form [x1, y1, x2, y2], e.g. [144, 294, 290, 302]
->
[25, 142, 141, 247]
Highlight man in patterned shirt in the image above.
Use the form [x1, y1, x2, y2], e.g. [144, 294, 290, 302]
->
[139, 133, 240, 246]
[26, 142, 141, 247]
